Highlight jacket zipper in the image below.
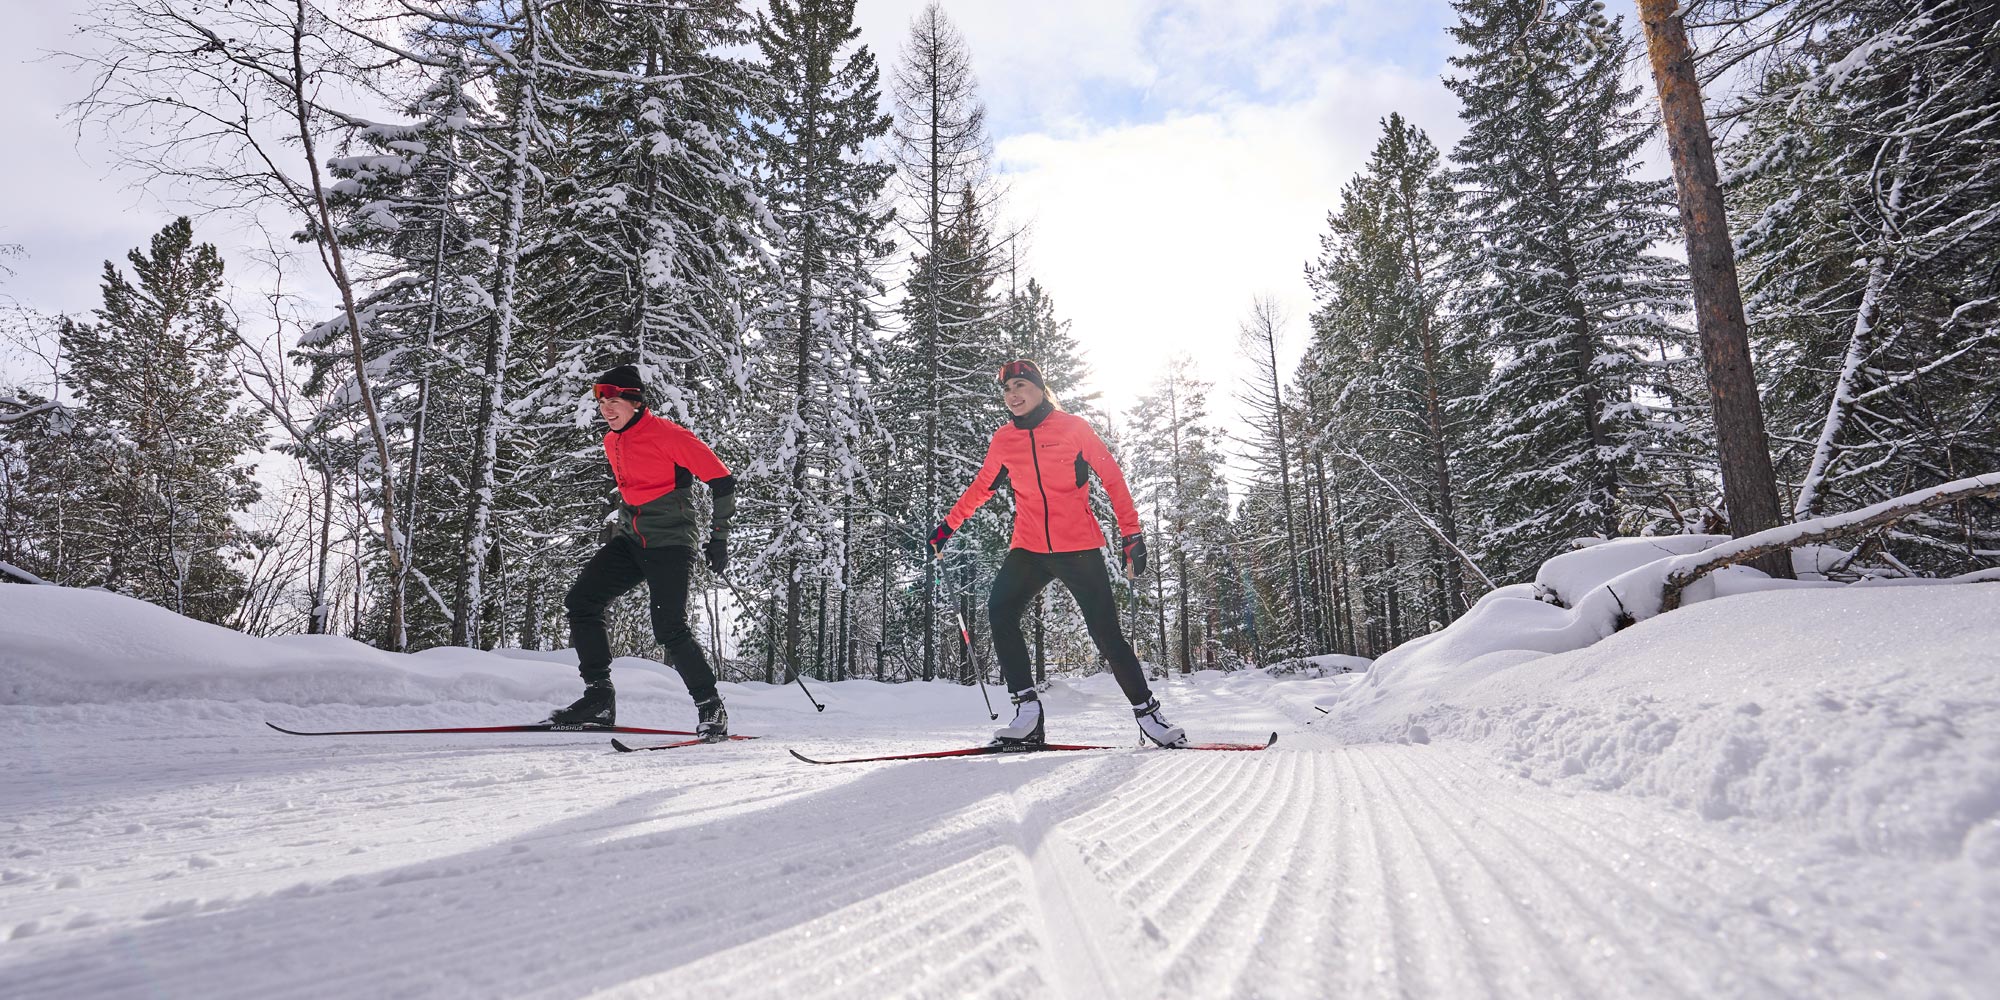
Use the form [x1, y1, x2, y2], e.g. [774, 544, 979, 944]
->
[1027, 428, 1053, 550]
[611, 433, 646, 547]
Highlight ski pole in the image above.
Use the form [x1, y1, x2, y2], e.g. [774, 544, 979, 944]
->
[934, 552, 998, 721]
[716, 573, 825, 713]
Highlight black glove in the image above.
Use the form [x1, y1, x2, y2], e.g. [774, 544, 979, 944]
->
[1120, 533, 1148, 576]
[704, 534, 729, 574]
[927, 521, 955, 556]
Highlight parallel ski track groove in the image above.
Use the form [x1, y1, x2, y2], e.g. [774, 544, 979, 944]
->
[1385, 745, 1770, 995]
[1161, 750, 1316, 996]
[1352, 745, 1621, 999]
[1326, 742, 1401, 997]
[1381, 747, 1881, 997]
[1069, 749, 1296, 994]
[1229, 741, 1344, 993]
[1340, 744, 1495, 997]
[687, 851, 1041, 999]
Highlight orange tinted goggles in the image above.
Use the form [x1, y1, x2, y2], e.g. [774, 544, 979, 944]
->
[997, 360, 1040, 384]
[592, 383, 633, 401]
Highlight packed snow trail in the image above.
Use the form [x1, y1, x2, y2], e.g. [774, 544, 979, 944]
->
[0, 678, 1967, 999]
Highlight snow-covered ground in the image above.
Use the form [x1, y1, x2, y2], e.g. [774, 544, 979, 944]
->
[2, 580, 1995, 999]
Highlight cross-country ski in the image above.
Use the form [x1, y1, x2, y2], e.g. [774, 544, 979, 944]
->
[609, 735, 761, 752]
[267, 721, 701, 738]
[787, 732, 1277, 765]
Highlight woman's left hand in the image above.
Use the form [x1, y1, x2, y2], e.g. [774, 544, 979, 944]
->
[1120, 533, 1148, 577]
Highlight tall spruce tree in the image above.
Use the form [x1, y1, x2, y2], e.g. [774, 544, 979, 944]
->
[1126, 356, 1232, 672]
[887, 3, 1007, 680]
[1446, 0, 1698, 581]
[745, 0, 895, 678]
[55, 218, 263, 621]
[1307, 114, 1485, 624]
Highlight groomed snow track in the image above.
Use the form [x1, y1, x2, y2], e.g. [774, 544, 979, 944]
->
[0, 688, 1970, 999]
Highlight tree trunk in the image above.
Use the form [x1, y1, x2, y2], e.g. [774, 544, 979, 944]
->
[1397, 195, 1469, 618]
[1637, 0, 1793, 579]
[453, 1, 538, 645]
[289, 0, 404, 647]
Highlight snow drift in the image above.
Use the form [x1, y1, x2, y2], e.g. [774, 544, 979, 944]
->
[1321, 536, 2000, 864]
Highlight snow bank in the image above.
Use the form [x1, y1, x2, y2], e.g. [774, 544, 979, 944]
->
[1331, 576, 2000, 862]
[0, 586, 586, 708]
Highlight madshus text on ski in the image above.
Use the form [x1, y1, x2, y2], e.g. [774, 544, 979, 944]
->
[278, 359, 1242, 758]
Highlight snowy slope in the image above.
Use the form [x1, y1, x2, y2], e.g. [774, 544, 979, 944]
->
[2, 582, 1996, 998]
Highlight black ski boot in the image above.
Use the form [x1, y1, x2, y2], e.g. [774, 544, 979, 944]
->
[990, 690, 1046, 748]
[547, 682, 615, 728]
[695, 697, 729, 743]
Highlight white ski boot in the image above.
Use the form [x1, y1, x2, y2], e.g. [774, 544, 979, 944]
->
[1133, 696, 1187, 747]
[992, 690, 1045, 746]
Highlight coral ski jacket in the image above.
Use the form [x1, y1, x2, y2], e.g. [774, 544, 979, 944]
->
[604, 409, 736, 549]
[946, 403, 1141, 554]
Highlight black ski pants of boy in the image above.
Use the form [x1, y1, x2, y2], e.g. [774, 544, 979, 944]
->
[986, 547, 1152, 705]
[564, 535, 718, 702]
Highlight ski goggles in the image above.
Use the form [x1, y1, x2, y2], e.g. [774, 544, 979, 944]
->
[592, 383, 641, 401]
[997, 359, 1043, 386]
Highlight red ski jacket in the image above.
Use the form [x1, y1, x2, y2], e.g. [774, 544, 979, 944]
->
[946, 404, 1141, 553]
[603, 409, 735, 549]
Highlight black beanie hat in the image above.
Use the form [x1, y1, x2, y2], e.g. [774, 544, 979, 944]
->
[596, 364, 645, 403]
[997, 359, 1045, 391]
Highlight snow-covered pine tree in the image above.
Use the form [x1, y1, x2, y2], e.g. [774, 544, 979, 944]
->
[1719, 0, 2000, 573]
[1306, 114, 1487, 626]
[1293, 349, 1366, 656]
[1446, 0, 1699, 582]
[304, 35, 501, 648]
[1234, 297, 1313, 656]
[1125, 356, 1234, 672]
[886, 2, 1008, 681]
[745, 0, 895, 680]
[497, 1, 771, 655]
[52, 218, 264, 622]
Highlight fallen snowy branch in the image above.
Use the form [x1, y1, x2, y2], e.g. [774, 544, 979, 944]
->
[0, 397, 61, 426]
[1336, 447, 1499, 593]
[1659, 471, 2000, 612]
[0, 561, 50, 585]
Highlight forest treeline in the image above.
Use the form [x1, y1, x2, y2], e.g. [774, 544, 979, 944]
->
[2, 0, 1993, 681]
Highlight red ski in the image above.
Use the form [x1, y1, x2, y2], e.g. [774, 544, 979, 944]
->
[788, 732, 1277, 765]
[266, 721, 698, 737]
[609, 735, 760, 752]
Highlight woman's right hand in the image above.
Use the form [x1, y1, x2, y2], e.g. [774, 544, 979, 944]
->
[927, 521, 955, 556]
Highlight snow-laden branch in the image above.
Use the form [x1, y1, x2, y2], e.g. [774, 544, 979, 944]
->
[0, 398, 63, 426]
[1335, 447, 1499, 593]
[1660, 471, 2000, 612]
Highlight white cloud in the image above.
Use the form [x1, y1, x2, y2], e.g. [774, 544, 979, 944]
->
[992, 63, 1463, 422]
[847, 2, 1469, 423]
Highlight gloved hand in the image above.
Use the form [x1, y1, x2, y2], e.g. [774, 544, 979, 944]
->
[1120, 533, 1148, 576]
[927, 521, 955, 556]
[704, 534, 730, 574]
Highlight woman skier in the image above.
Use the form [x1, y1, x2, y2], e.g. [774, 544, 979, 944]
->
[547, 364, 736, 740]
[928, 359, 1186, 748]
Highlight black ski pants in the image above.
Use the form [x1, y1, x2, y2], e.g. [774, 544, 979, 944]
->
[564, 535, 718, 703]
[986, 547, 1152, 705]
